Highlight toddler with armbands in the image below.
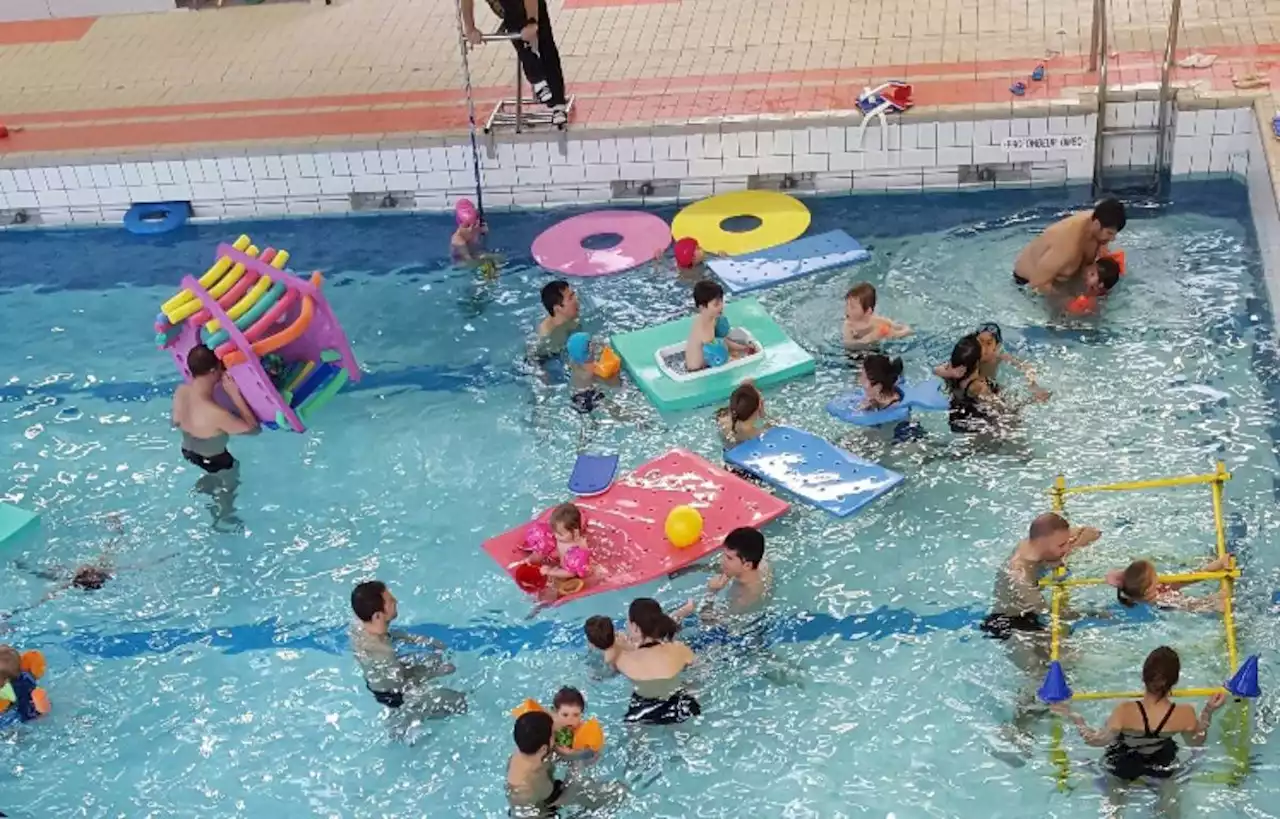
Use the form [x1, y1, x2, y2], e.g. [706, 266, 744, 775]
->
[685, 279, 757, 372]
[565, 331, 620, 415]
[0, 646, 50, 728]
[843, 283, 911, 347]
[524, 503, 593, 586]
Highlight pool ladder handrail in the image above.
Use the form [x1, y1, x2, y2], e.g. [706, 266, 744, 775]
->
[1091, 0, 1182, 195]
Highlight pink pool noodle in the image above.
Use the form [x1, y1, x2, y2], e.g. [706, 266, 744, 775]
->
[215, 243, 360, 386]
[213, 287, 299, 359]
[189, 271, 259, 328]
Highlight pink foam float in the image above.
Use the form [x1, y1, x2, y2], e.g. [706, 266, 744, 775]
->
[531, 210, 672, 277]
[482, 449, 789, 605]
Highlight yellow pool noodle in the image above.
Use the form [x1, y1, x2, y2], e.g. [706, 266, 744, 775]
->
[161, 235, 251, 316]
[286, 361, 316, 392]
[210, 274, 273, 331]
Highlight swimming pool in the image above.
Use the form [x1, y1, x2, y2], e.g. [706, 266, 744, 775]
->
[1, 181, 1278, 818]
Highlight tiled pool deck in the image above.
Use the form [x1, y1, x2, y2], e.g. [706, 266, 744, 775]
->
[2, 0, 1280, 289]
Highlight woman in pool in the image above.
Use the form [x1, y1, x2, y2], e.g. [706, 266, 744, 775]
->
[1106, 555, 1229, 612]
[1052, 646, 1226, 810]
[716, 381, 768, 447]
[615, 598, 700, 725]
[939, 334, 1001, 434]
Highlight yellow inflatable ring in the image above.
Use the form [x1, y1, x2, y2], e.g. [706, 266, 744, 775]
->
[671, 191, 810, 256]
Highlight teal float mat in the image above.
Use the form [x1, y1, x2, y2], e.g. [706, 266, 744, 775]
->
[611, 298, 815, 412]
[0, 503, 39, 551]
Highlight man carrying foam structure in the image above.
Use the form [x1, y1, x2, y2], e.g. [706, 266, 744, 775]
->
[350, 581, 466, 738]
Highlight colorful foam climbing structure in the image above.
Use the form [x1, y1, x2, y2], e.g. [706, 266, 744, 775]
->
[154, 235, 360, 432]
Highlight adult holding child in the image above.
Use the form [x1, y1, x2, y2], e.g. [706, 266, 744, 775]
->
[616, 598, 700, 725]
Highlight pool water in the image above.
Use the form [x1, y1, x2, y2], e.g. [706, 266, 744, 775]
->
[2, 182, 1280, 818]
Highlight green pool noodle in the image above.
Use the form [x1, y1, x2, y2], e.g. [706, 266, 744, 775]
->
[298, 367, 349, 419]
[321, 349, 342, 363]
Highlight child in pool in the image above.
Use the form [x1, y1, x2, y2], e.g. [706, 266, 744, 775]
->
[1060, 257, 1122, 314]
[1106, 555, 1230, 613]
[549, 687, 599, 762]
[531, 503, 592, 582]
[565, 332, 616, 415]
[685, 280, 757, 372]
[450, 198, 488, 262]
[584, 602, 694, 671]
[972, 323, 1050, 402]
[673, 237, 706, 279]
[716, 381, 768, 446]
[859, 354, 905, 411]
[843, 283, 911, 347]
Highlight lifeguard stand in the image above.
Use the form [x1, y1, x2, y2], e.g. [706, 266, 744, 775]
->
[1036, 462, 1259, 790]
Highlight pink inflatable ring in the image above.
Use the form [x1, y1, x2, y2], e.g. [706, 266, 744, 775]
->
[531, 210, 671, 277]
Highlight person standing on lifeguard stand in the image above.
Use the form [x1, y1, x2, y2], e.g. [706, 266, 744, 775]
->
[461, 0, 569, 127]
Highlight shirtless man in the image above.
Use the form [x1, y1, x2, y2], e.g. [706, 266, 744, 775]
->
[349, 580, 466, 730]
[1013, 198, 1126, 293]
[171, 344, 259, 474]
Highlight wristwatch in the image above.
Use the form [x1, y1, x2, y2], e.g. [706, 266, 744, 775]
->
[526, 16, 538, 25]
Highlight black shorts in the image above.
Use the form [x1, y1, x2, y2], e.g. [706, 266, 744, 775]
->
[1013, 272, 1030, 286]
[545, 778, 566, 808]
[368, 685, 404, 709]
[182, 448, 236, 474]
[624, 690, 701, 725]
[571, 389, 604, 415]
[980, 612, 1044, 640]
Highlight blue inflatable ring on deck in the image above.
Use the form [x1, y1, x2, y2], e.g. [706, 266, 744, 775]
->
[124, 201, 191, 235]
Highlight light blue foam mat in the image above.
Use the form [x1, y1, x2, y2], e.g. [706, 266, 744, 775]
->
[724, 426, 903, 517]
[707, 229, 871, 294]
[827, 379, 949, 426]
[568, 453, 619, 496]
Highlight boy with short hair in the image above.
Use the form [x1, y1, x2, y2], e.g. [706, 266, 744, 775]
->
[507, 711, 564, 813]
[1082, 256, 1121, 297]
[685, 279, 756, 372]
[842, 282, 911, 346]
[704, 526, 771, 613]
[584, 615, 626, 668]
[533, 280, 581, 358]
[550, 686, 599, 761]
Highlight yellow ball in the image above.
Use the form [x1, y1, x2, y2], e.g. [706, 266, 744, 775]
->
[665, 505, 703, 548]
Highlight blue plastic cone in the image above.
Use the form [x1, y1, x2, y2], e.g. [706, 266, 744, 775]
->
[1226, 655, 1261, 698]
[1038, 661, 1073, 704]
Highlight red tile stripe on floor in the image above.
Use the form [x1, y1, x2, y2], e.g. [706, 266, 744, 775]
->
[0, 16, 96, 46]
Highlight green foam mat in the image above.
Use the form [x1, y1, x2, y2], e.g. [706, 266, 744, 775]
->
[611, 298, 814, 411]
[0, 503, 39, 551]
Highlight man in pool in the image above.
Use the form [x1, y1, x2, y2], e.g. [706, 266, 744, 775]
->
[350, 580, 466, 730]
[702, 527, 772, 616]
[981, 513, 1101, 646]
[171, 344, 259, 527]
[1013, 198, 1126, 293]
[532, 280, 580, 359]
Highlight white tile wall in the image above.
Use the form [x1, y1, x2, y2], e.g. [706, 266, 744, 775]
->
[0, 103, 1262, 228]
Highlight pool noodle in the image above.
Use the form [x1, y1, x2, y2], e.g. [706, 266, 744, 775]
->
[220, 273, 319, 368]
[161, 234, 251, 316]
[290, 363, 334, 407]
[205, 248, 283, 333]
[207, 280, 287, 349]
[188, 270, 259, 328]
[164, 243, 260, 324]
[298, 365, 349, 418]
[241, 287, 299, 343]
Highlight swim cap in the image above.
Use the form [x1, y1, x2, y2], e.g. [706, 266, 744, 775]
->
[566, 332, 592, 365]
[673, 237, 700, 270]
[455, 198, 479, 227]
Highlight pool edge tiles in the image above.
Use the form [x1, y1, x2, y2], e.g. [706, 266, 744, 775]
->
[611, 298, 815, 412]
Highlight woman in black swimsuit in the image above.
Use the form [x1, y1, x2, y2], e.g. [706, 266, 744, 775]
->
[1051, 647, 1226, 809]
[940, 334, 1001, 434]
[615, 598, 700, 725]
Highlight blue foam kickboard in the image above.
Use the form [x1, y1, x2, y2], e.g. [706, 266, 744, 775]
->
[724, 426, 903, 517]
[707, 230, 871, 294]
[827, 379, 950, 426]
[568, 453, 619, 496]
